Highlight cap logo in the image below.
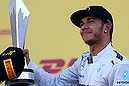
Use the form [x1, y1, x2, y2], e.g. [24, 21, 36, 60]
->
[3, 58, 16, 79]
[86, 7, 90, 11]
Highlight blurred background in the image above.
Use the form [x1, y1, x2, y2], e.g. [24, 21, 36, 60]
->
[0, 0, 129, 85]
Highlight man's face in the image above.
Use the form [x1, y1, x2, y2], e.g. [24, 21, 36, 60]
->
[80, 16, 105, 46]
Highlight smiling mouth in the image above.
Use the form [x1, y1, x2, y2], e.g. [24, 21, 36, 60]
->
[83, 32, 91, 36]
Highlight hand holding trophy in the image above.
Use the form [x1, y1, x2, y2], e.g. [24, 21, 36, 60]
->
[6, 0, 34, 85]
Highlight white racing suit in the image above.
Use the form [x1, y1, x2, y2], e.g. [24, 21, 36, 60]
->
[28, 43, 129, 86]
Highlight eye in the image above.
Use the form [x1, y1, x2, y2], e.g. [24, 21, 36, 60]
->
[80, 22, 84, 27]
[88, 19, 95, 23]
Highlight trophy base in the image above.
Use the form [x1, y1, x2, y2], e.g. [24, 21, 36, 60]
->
[5, 68, 34, 86]
[5, 79, 34, 86]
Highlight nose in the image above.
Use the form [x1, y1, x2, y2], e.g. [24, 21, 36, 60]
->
[80, 23, 88, 30]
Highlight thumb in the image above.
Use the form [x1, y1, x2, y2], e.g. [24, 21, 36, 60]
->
[23, 49, 30, 65]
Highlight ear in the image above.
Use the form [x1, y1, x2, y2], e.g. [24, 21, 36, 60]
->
[104, 23, 112, 33]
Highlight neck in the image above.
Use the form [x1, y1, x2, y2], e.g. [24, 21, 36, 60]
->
[89, 40, 110, 56]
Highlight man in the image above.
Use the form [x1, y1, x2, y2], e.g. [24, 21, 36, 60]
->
[24, 6, 129, 86]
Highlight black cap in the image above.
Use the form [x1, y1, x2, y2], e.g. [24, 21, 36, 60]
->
[70, 6, 113, 28]
[0, 47, 25, 83]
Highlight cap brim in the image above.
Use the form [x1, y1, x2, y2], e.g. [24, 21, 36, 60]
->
[70, 10, 91, 28]
[70, 10, 101, 28]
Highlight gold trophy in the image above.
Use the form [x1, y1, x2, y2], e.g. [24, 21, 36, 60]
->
[5, 0, 34, 85]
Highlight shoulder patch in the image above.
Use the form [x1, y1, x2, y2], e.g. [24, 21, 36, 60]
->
[113, 50, 123, 61]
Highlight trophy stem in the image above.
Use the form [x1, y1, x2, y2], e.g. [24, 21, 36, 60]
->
[24, 57, 29, 68]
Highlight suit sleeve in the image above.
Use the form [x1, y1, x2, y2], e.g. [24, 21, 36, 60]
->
[28, 57, 81, 86]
